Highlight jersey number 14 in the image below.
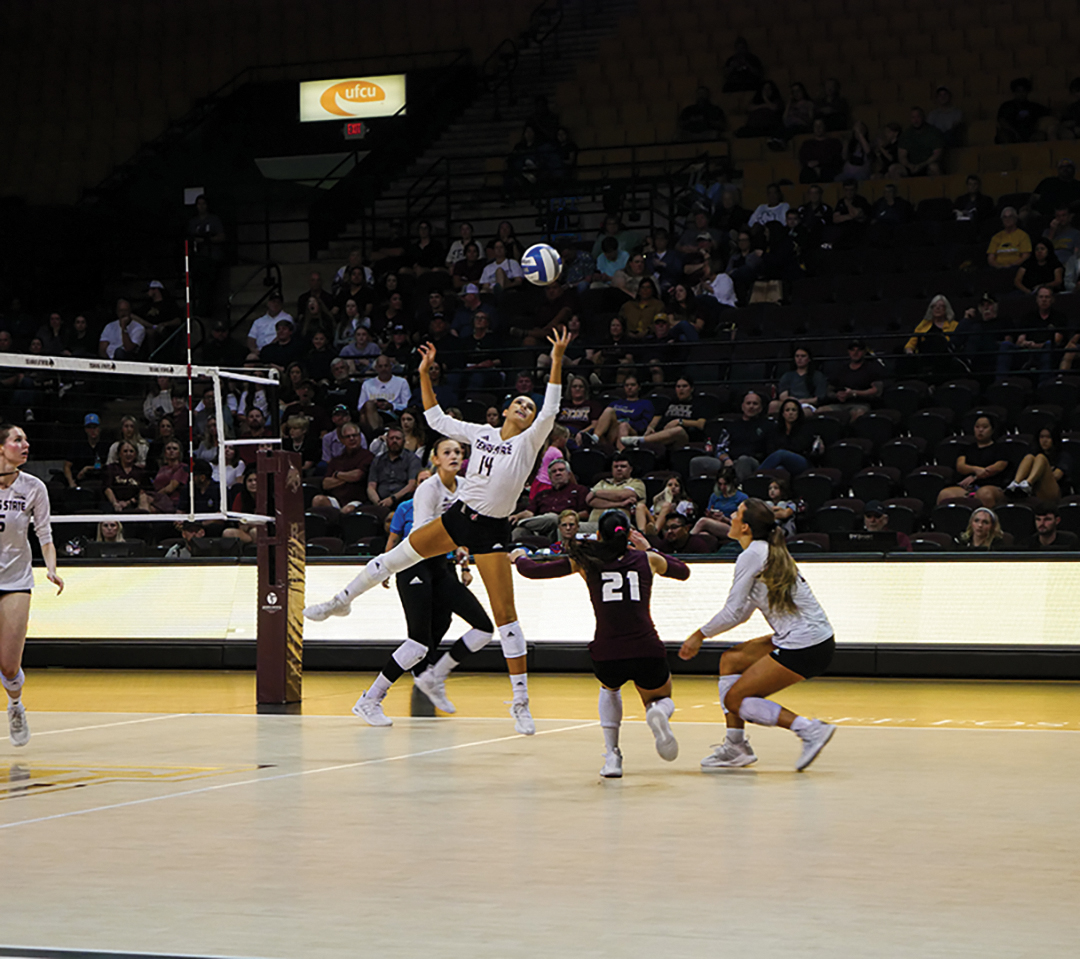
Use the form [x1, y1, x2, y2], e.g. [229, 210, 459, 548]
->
[601, 570, 641, 603]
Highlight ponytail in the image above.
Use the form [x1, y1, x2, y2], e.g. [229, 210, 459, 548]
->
[567, 509, 630, 575]
[741, 497, 798, 615]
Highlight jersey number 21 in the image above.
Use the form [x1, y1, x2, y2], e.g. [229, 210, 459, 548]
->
[601, 570, 640, 603]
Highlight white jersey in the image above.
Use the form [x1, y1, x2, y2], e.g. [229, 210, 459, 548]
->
[412, 472, 460, 530]
[424, 383, 561, 518]
[0, 472, 54, 591]
[700, 540, 832, 650]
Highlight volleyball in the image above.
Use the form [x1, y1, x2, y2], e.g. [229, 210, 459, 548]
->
[521, 242, 563, 286]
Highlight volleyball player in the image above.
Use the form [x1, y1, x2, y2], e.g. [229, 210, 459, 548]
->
[680, 498, 837, 771]
[353, 437, 494, 725]
[306, 329, 571, 734]
[512, 511, 691, 778]
[0, 425, 63, 746]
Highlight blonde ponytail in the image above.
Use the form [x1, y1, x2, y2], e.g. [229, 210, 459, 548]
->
[741, 498, 799, 614]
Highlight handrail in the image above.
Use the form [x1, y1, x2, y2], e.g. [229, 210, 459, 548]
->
[150, 316, 205, 362]
[227, 261, 283, 333]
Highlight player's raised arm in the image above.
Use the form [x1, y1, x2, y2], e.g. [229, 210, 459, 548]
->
[546, 327, 571, 385]
[418, 342, 438, 411]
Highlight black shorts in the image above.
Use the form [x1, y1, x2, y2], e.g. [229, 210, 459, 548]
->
[396, 556, 493, 651]
[440, 500, 513, 554]
[592, 655, 671, 691]
[0, 589, 32, 597]
[771, 636, 835, 680]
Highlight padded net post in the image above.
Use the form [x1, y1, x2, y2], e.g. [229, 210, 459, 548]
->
[255, 449, 305, 711]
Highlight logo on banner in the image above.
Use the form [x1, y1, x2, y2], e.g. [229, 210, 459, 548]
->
[319, 80, 386, 116]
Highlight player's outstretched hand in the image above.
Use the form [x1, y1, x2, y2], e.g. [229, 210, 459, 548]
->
[628, 529, 650, 551]
[546, 326, 572, 358]
[47, 571, 64, 595]
[418, 341, 437, 372]
[679, 629, 705, 661]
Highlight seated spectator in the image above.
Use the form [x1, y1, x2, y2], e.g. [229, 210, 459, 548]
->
[956, 292, 1001, 375]
[953, 174, 996, 222]
[861, 500, 911, 551]
[103, 441, 151, 512]
[1015, 240, 1064, 294]
[868, 183, 913, 246]
[827, 180, 871, 248]
[479, 240, 524, 293]
[531, 423, 571, 497]
[199, 318, 247, 367]
[618, 279, 665, 339]
[365, 424, 420, 511]
[759, 398, 815, 474]
[99, 298, 146, 360]
[499, 371, 544, 412]
[370, 407, 427, 464]
[332, 298, 367, 351]
[903, 294, 960, 379]
[311, 423, 374, 512]
[1007, 426, 1071, 501]
[147, 415, 182, 471]
[452, 242, 485, 292]
[937, 415, 1010, 508]
[584, 317, 635, 387]
[612, 253, 650, 298]
[416, 358, 458, 409]
[555, 374, 603, 447]
[957, 506, 1009, 550]
[452, 310, 504, 393]
[382, 324, 415, 372]
[1060, 77, 1080, 140]
[783, 82, 815, 138]
[766, 477, 799, 539]
[722, 37, 765, 93]
[590, 237, 630, 288]
[986, 208, 1031, 269]
[817, 339, 884, 422]
[1026, 503, 1079, 550]
[281, 415, 320, 474]
[582, 374, 654, 450]
[643, 228, 684, 293]
[559, 242, 596, 294]
[997, 286, 1062, 378]
[259, 319, 306, 372]
[713, 186, 751, 242]
[996, 78, 1051, 144]
[321, 404, 363, 463]
[649, 475, 697, 535]
[245, 293, 293, 357]
[150, 439, 189, 513]
[412, 290, 452, 339]
[839, 121, 872, 181]
[796, 185, 833, 240]
[493, 220, 526, 261]
[106, 415, 149, 468]
[586, 453, 648, 531]
[748, 183, 790, 229]
[404, 220, 447, 283]
[510, 458, 591, 541]
[927, 86, 964, 147]
[296, 293, 334, 344]
[358, 355, 411, 435]
[297, 270, 334, 320]
[798, 119, 843, 183]
[897, 107, 944, 177]
[653, 511, 715, 553]
[65, 313, 96, 358]
[1042, 205, 1080, 265]
[223, 470, 262, 544]
[590, 215, 639, 260]
[690, 390, 769, 481]
[451, 284, 495, 336]
[737, 81, 784, 139]
[236, 407, 275, 467]
[332, 246, 373, 293]
[691, 468, 748, 540]
[623, 376, 709, 451]
[549, 508, 583, 553]
[678, 86, 727, 140]
[515, 281, 575, 347]
[1026, 158, 1080, 220]
[37, 311, 67, 356]
[96, 519, 125, 543]
[873, 122, 902, 177]
[814, 78, 849, 132]
[773, 345, 828, 414]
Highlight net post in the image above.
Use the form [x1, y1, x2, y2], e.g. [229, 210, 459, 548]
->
[255, 449, 305, 712]
[184, 240, 195, 519]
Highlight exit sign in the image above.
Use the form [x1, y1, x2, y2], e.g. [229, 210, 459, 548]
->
[343, 121, 367, 140]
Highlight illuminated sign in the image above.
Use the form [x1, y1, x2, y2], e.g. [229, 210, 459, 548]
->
[299, 75, 406, 122]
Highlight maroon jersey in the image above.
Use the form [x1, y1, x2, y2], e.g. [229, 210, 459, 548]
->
[585, 549, 665, 661]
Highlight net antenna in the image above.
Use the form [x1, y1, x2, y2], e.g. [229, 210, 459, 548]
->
[7, 352, 280, 526]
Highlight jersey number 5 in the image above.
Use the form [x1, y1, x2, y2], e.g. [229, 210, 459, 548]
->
[601, 570, 641, 603]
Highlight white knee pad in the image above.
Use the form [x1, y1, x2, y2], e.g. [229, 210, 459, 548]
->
[461, 628, 493, 653]
[739, 696, 782, 727]
[391, 638, 428, 672]
[717, 674, 741, 714]
[1, 669, 24, 694]
[498, 621, 527, 659]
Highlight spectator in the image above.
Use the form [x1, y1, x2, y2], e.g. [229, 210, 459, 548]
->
[691, 467, 748, 540]
[413, 290, 451, 339]
[339, 326, 382, 374]
[334, 267, 376, 322]
[713, 186, 751, 241]
[783, 81, 815, 138]
[1007, 426, 1071, 501]
[365, 424, 420, 511]
[592, 236, 630, 287]
[296, 294, 333, 345]
[332, 246, 373, 293]
[986, 207, 1031, 269]
[1042, 205, 1080, 265]
[618, 278, 664, 339]
[862, 500, 911, 551]
[873, 122, 903, 177]
[590, 214, 639, 259]
[559, 242, 596, 294]
[311, 423, 374, 512]
[839, 121, 873, 181]
[953, 175, 996, 222]
[678, 208, 722, 266]
[480, 240, 524, 293]
[738, 81, 784, 139]
[797, 184, 833, 239]
[612, 252, 650, 298]
[37, 311, 67, 356]
[223, 470, 263, 545]
[150, 439, 189, 512]
[451, 284, 493, 337]
[357, 355, 411, 434]
[996, 78, 1051, 144]
[515, 281, 575, 346]
[623, 376, 709, 451]
[296, 270, 334, 319]
[957, 507, 1009, 550]
[814, 77, 850, 132]
[186, 194, 226, 315]
[748, 183, 790, 229]
[868, 182, 913, 246]
[404, 220, 447, 283]
[368, 292, 405, 343]
[281, 415, 320, 474]
[550, 508, 582, 553]
[759, 398, 814, 474]
[818, 339, 884, 422]
[582, 375, 654, 451]
[147, 415, 181, 472]
[499, 371, 545, 412]
[529, 422, 571, 497]
[106, 415, 149, 467]
[103, 441, 151, 513]
[1060, 78, 1080, 140]
[236, 407, 274, 467]
[453, 311, 504, 393]
[927, 86, 964, 147]
[510, 458, 591, 541]
[199, 319, 246, 367]
[321, 404, 362, 464]
[142, 375, 173, 425]
[306, 329, 335, 383]
[245, 293, 293, 357]
[1028, 159, 1080, 219]
[556, 374, 604, 446]
[957, 292, 1002, 376]
[897, 107, 944, 177]
[654, 511, 715, 553]
[649, 475, 697, 535]
[997, 286, 1061, 378]
[767, 477, 799, 539]
[96, 520, 125, 543]
[445, 222, 475, 269]
[642, 228, 684, 293]
[138, 280, 183, 349]
[690, 390, 770, 481]
[902, 294, 961, 381]
[451, 242, 485, 293]
[937, 415, 1010, 508]
[259, 319, 306, 372]
[722, 37, 765, 93]
[798, 119, 843, 183]
[1026, 503, 1078, 550]
[1015, 240, 1064, 294]
[586, 453, 649, 531]
[773, 345, 828, 414]
[827, 180, 871, 249]
[99, 298, 146, 360]
[63, 413, 108, 488]
[678, 86, 727, 140]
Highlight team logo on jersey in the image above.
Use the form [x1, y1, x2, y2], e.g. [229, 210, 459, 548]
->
[409, 576, 423, 585]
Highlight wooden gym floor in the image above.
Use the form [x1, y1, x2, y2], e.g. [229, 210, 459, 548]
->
[1, 671, 1077, 959]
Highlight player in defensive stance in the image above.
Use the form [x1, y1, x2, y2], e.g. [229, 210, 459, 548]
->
[680, 498, 836, 772]
[306, 329, 571, 735]
[512, 510, 691, 778]
[0, 425, 64, 746]
[354, 437, 494, 725]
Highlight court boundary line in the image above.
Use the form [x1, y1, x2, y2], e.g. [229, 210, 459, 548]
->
[0, 722, 599, 833]
[0, 945, 258, 959]
[33, 715, 189, 737]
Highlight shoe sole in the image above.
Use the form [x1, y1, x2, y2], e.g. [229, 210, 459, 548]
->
[600, 769, 623, 778]
[796, 725, 836, 771]
[700, 754, 757, 770]
[646, 709, 679, 761]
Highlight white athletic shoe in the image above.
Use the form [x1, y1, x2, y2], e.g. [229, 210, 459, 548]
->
[8, 703, 29, 747]
[1016, 480, 1032, 496]
[795, 720, 836, 771]
[600, 747, 623, 778]
[351, 692, 392, 727]
[620, 435, 643, 447]
[414, 669, 456, 714]
[700, 739, 757, 769]
[303, 591, 352, 622]
[645, 704, 679, 761]
[510, 699, 536, 735]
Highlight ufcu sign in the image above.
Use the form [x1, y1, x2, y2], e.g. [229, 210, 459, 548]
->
[299, 74, 407, 122]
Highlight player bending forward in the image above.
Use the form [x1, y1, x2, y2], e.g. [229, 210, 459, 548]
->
[306, 329, 571, 735]
[512, 510, 690, 778]
[680, 498, 837, 772]
[0, 425, 64, 746]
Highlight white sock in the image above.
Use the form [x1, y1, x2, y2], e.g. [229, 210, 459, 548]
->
[598, 687, 622, 751]
[718, 673, 741, 713]
[649, 696, 674, 720]
[430, 652, 456, 681]
[509, 672, 529, 704]
[791, 716, 812, 734]
[725, 727, 745, 743]
[367, 673, 393, 702]
[342, 538, 423, 600]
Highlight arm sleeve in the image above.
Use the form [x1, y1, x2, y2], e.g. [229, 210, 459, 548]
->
[423, 405, 487, 444]
[524, 383, 563, 454]
[657, 553, 690, 580]
[699, 548, 766, 637]
[514, 556, 574, 579]
[31, 480, 53, 547]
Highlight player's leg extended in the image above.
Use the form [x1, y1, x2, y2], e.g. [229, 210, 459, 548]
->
[0, 592, 32, 747]
[700, 634, 774, 770]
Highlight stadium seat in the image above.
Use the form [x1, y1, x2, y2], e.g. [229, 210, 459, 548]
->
[851, 466, 901, 502]
[621, 448, 656, 477]
[788, 534, 829, 554]
[304, 512, 329, 540]
[308, 536, 345, 556]
[811, 412, 846, 447]
[823, 439, 870, 482]
[340, 512, 381, 545]
[879, 437, 927, 476]
[571, 449, 608, 485]
[935, 379, 981, 418]
[882, 381, 929, 425]
[850, 410, 900, 452]
[794, 468, 842, 513]
[935, 436, 976, 468]
[911, 533, 955, 551]
[931, 501, 974, 538]
[905, 466, 955, 505]
[909, 408, 955, 448]
[812, 505, 857, 533]
[686, 477, 715, 513]
[1016, 405, 1063, 437]
[996, 503, 1035, 543]
[882, 500, 919, 534]
[1057, 501, 1080, 536]
[985, 378, 1033, 419]
[1036, 377, 1080, 411]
